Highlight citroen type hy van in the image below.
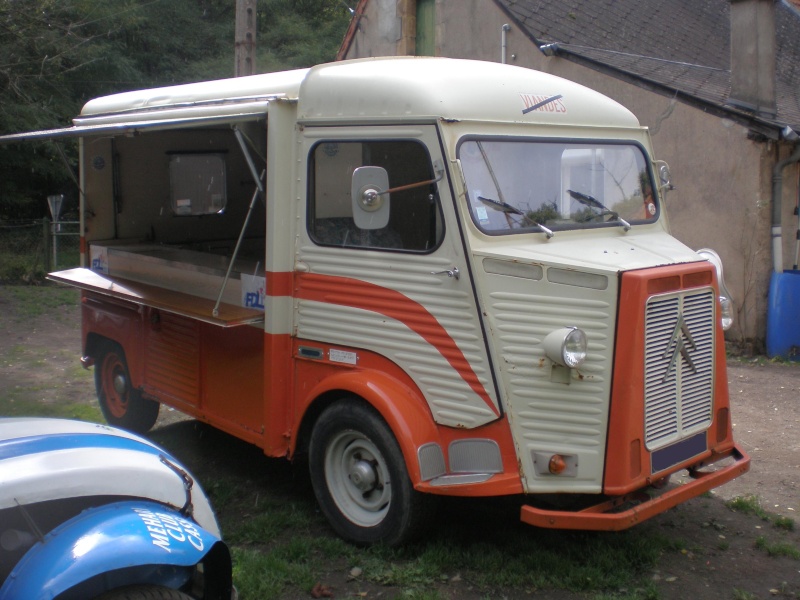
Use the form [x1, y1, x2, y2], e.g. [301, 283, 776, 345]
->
[1, 57, 749, 545]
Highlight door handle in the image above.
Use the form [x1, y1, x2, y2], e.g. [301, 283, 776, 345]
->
[431, 266, 460, 280]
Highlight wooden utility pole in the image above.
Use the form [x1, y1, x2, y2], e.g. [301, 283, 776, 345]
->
[235, 0, 257, 77]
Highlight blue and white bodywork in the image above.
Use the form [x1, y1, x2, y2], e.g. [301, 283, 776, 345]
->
[0, 418, 233, 600]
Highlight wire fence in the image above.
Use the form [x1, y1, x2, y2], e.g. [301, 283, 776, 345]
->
[0, 219, 80, 283]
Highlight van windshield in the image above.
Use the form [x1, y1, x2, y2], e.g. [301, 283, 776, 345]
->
[458, 139, 657, 234]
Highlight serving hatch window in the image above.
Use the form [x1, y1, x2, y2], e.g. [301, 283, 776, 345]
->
[169, 153, 227, 216]
[458, 139, 657, 234]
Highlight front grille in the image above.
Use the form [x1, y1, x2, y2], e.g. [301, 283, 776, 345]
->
[644, 288, 715, 450]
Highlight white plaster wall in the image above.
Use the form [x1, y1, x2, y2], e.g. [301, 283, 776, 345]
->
[344, 0, 404, 58]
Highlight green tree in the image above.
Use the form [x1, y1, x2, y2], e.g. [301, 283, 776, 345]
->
[0, 0, 351, 219]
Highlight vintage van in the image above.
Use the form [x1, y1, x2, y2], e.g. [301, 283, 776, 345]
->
[1, 57, 749, 545]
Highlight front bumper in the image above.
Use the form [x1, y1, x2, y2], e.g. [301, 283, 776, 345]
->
[520, 444, 750, 531]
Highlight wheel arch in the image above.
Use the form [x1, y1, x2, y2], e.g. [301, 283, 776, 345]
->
[81, 294, 145, 389]
[86, 333, 145, 391]
[1, 501, 231, 600]
[292, 370, 439, 485]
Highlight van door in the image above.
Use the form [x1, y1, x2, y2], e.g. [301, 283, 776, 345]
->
[295, 125, 499, 429]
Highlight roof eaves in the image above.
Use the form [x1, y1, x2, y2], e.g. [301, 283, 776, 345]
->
[545, 44, 787, 140]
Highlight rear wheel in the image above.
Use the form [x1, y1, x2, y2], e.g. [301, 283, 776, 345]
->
[309, 399, 435, 546]
[95, 341, 159, 434]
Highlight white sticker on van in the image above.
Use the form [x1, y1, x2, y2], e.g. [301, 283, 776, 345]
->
[329, 349, 357, 365]
[242, 274, 266, 311]
[90, 245, 108, 274]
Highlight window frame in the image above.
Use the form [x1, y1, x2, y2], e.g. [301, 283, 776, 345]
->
[306, 138, 445, 254]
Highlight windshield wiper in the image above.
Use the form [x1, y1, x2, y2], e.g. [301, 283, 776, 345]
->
[478, 195, 523, 215]
[478, 196, 554, 238]
[567, 189, 631, 231]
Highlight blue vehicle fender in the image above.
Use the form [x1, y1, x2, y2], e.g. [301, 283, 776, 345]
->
[0, 500, 231, 600]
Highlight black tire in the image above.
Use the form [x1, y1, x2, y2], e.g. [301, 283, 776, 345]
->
[95, 340, 159, 434]
[93, 585, 193, 600]
[309, 398, 435, 546]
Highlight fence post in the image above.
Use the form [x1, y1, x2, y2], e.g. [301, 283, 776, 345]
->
[42, 217, 51, 272]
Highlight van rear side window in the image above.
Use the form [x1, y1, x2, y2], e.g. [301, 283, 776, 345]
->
[309, 140, 443, 252]
[169, 153, 227, 216]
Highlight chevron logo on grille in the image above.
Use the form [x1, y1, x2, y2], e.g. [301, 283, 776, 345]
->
[662, 314, 697, 382]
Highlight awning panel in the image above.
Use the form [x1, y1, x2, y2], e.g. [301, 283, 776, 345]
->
[0, 101, 270, 144]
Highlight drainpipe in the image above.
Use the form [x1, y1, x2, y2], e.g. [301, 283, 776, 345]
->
[501, 24, 510, 64]
[771, 135, 800, 273]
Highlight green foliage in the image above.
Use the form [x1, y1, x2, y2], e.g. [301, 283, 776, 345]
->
[526, 201, 560, 225]
[256, 0, 350, 71]
[0, 0, 352, 219]
[0, 222, 48, 282]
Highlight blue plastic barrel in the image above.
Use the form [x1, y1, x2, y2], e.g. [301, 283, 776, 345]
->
[766, 269, 800, 360]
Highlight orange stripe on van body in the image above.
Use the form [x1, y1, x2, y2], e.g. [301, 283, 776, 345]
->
[266, 270, 293, 297]
[604, 263, 736, 496]
[295, 272, 499, 417]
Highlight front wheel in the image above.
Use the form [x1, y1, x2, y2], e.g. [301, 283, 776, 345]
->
[309, 399, 435, 546]
[95, 341, 159, 434]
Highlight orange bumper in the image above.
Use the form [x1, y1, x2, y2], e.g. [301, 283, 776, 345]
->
[520, 444, 750, 531]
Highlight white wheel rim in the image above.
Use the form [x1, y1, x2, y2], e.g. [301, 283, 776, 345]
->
[324, 430, 391, 527]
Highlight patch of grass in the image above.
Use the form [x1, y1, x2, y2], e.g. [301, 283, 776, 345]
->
[212, 490, 682, 599]
[594, 582, 660, 600]
[204, 479, 246, 512]
[773, 516, 796, 531]
[231, 546, 317, 599]
[725, 495, 770, 520]
[726, 495, 797, 531]
[755, 536, 800, 559]
[227, 501, 317, 544]
[353, 532, 671, 599]
[1, 284, 80, 320]
[0, 389, 102, 421]
[732, 589, 758, 600]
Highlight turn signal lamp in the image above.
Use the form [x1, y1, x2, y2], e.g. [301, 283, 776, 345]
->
[548, 454, 567, 475]
[543, 327, 587, 368]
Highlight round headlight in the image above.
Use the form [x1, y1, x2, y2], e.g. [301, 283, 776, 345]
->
[697, 248, 735, 331]
[544, 327, 588, 368]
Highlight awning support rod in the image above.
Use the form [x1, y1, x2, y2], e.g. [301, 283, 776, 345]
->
[212, 126, 266, 317]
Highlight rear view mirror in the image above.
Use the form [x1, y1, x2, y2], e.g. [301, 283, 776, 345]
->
[655, 160, 674, 193]
[351, 166, 390, 230]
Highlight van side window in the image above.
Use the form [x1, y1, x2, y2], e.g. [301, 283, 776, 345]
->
[309, 140, 442, 252]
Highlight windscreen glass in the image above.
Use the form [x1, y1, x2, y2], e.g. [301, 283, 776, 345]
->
[459, 139, 657, 234]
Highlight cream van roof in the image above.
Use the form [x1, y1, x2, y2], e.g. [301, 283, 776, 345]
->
[79, 57, 640, 129]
